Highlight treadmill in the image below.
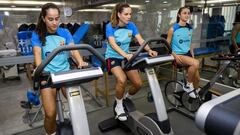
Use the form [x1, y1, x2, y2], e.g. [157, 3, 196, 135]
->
[195, 89, 240, 135]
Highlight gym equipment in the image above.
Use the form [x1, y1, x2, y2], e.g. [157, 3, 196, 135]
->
[195, 89, 240, 135]
[219, 50, 240, 87]
[98, 38, 175, 135]
[0, 49, 19, 80]
[17, 31, 33, 56]
[20, 89, 43, 126]
[72, 23, 89, 44]
[165, 53, 240, 116]
[33, 44, 106, 135]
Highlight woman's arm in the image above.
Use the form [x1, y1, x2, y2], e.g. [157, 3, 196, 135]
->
[167, 27, 183, 64]
[190, 44, 195, 58]
[69, 42, 88, 68]
[167, 27, 176, 56]
[167, 27, 173, 49]
[135, 34, 157, 57]
[108, 37, 131, 59]
[232, 24, 240, 50]
[33, 46, 42, 67]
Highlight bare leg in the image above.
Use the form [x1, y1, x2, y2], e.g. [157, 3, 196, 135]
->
[126, 69, 143, 95]
[111, 66, 127, 99]
[41, 88, 57, 134]
[111, 66, 128, 121]
[177, 55, 200, 87]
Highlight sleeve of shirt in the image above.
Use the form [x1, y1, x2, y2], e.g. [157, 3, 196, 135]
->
[31, 31, 42, 47]
[106, 23, 114, 38]
[129, 22, 139, 36]
[63, 29, 74, 45]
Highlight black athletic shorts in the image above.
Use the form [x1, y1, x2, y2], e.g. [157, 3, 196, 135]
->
[39, 75, 52, 89]
[107, 58, 127, 70]
[183, 51, 193, 57]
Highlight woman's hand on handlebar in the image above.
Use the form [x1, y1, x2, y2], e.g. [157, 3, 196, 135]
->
[125, 53, 133, 61]
[78, 61, 88, 69]
[148, 50, 158, 57]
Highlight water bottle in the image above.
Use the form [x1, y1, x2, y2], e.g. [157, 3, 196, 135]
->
[27, 90, 40, 106]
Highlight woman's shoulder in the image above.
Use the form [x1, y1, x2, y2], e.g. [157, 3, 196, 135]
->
[106, 22, 113, 28]
[127, 21, 136, 27]
[31, 31, 39, 38]
[57, 27, 70, 33]
[186, 23, 193, 29]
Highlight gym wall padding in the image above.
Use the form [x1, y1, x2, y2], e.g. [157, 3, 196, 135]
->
[72, 23, 89, 44]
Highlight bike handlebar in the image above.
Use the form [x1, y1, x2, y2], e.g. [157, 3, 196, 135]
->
[33, 44, 106, 91]
[123, 37, 172, 70]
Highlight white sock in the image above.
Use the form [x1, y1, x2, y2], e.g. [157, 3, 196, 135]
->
[115, 97, 127, 121]
[125, 92, 133, 99]
[186, 82, 197, 98]
[115, 97, 123, 108]
[46, 132, 56, 135]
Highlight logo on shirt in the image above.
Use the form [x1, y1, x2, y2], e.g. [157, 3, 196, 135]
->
[111, 60, 115, 65]
[45, 51, 51, 57]
[116, 42, 121, 46]
[128, 33, 132, 37]
[179, 39, 190, 44]
[60, 41, 65, 46]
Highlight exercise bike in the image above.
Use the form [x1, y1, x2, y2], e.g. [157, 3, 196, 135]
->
[219, 50, 240, 87]
[164, 52, 239, 115]
[98, 38, 175, 135]
[33, 44, 106, 135]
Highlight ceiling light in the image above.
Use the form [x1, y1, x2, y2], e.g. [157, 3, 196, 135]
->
[78, 9, 112, 12]
[0, 7, 41, 11]
[101, 4, 142, 8]
[163, 1, 167, 4]
[4, 11, 9, 16]
[192, 0, 238, 4]
[10, 5, 16, 8]
[0, 1, 63, 5]
[145, 0, 150, 3]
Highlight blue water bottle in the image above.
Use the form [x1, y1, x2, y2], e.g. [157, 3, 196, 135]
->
[27, 90, 40, 106]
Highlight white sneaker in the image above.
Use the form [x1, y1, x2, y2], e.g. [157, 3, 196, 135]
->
[115, 105, 128, 121]
[183, 84, 197, 98]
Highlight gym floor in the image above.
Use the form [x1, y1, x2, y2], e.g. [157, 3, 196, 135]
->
[0, 66, 214, 135]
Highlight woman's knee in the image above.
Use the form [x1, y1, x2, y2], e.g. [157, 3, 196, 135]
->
[44, 109, 56, 121]
[191, 59, 200, 69]
[116, 77, 127, 87]
[133, 80, 143, 90]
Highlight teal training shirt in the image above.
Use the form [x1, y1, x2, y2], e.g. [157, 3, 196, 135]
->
[31, 28, 73, 73]
[171, 23, 193, 55]
[105, 22, 139, 59]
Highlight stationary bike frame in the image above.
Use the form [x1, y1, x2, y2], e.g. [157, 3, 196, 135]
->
[165, 59, 231, 113]
[33, 44, 106, 135]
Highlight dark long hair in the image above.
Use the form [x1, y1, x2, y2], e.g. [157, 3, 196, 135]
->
[176, 6, 190, 23]
[36, 3, 60, 45]
[110, 3, 130, 27]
